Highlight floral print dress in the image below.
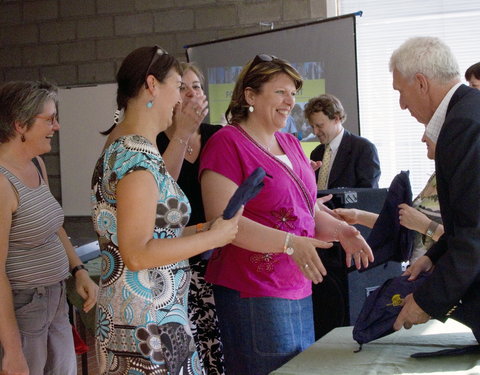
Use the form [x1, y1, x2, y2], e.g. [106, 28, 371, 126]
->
[91, 135, 202, 375]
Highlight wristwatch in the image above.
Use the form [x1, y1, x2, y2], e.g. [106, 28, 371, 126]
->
[71, 264, 88, 278]
[425, 221, 439, 239]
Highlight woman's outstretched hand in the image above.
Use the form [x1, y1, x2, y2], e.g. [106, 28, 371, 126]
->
[289, 235, 333, 284]
[337, 224, 374, 269]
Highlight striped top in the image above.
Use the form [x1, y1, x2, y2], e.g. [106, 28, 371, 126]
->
[0, 165, 69, 289]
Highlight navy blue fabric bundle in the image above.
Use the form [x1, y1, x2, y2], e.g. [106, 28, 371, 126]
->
[364, 170, 415, 270]
[223, 167, 266, 219]
[353, 272, 430, 345]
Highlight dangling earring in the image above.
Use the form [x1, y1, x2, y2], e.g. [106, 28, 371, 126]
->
[113, 109, 121, 125]
[21, 134, 26, 142]
[147, 100, 153, 109]
[249, 105, 254, 113]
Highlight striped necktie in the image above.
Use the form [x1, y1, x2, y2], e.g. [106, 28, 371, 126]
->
[317, 143, 331, 190]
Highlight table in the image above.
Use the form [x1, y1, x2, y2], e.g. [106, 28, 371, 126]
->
[270, 319, 480, 375]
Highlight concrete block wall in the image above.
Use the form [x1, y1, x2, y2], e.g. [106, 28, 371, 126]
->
[0, 0, 327, 203]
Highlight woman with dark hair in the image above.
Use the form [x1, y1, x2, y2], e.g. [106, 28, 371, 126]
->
[0, 80, 98, 375]
[156, 62, 226, 374]
[199, 54, 374, 375]
[465, 62, 480, 89]
[91, 46, 241, 374]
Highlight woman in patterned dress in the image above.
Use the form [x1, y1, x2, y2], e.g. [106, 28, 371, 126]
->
[91, 46, 241, 375]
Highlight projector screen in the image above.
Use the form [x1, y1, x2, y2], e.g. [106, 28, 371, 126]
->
[186, 13, 359, 155]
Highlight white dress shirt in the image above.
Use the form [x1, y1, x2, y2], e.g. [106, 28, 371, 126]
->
[425, 82, 462, 143]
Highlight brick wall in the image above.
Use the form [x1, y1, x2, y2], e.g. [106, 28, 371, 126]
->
[0, 0, 327, 202]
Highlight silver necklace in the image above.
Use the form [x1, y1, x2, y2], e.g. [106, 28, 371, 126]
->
[244, 126, 274, 152]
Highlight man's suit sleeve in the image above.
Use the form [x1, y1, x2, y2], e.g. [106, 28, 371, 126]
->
[414, 114, 480, 319]
[355, 139, 381, 188]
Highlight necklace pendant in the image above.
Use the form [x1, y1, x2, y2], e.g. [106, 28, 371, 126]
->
[187, 145, 193, 154]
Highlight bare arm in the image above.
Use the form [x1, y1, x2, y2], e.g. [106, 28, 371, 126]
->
[314, 204, 374, 269]
[38, 156, 99, 313]
[333, 207, 379, 228]
[116, 169, 240, 271]
[162, 95, 208, 180]
[201, 169, 332, 284]
[398, 203, 444, 241]
[57, 228, 98, 313]
[0, 175, 29, 375]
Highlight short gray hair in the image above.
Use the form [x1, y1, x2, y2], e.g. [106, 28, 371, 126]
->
[0, 80, 58, 143]
[389, 37, 460, 83]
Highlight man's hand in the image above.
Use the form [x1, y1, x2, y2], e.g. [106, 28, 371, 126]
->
[393, 293, 430, 330]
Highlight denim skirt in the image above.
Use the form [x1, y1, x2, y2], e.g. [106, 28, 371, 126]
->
[213, 284, 314, 375]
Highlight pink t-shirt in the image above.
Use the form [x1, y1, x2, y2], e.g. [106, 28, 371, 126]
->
[199, 125, 317, 300]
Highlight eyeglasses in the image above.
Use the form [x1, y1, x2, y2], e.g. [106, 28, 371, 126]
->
[144, 45, 169, 88]
[243, 54, 277, 82]
[35, 113, 58, 125]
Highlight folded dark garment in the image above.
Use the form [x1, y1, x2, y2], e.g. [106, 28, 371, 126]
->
[353, 272, 430, 346]
[223, 167, 266, 219]
[410, 345, 480, 358]
[363, 170, 415, 270]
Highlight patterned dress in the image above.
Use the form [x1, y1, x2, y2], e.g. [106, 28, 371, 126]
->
[410, 172, 441, 263]
[91, 135, 202, 375]
[157, 124, 226, 375]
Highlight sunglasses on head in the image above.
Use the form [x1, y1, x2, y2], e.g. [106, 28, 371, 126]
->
[144, 45, 169, 88]
[243, 54, 278, 80]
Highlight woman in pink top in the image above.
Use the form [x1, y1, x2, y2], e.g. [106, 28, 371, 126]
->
[199, 54, 374, 375]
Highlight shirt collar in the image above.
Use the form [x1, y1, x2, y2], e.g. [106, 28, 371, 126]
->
[425, 82, 462, 143]
[327, 127, 344, 152]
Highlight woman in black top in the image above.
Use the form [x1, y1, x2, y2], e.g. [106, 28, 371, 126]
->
[156, 62, 224, 375]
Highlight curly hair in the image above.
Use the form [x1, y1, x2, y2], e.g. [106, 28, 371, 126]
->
[303, 94, 347, 124]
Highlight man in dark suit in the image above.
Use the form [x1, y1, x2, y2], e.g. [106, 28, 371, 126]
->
[305, 94, 380, 189]
[391, 37, 480, 343]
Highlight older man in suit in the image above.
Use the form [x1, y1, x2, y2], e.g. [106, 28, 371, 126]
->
[391, 37, 480, 344]
[305, 94, 380, 190]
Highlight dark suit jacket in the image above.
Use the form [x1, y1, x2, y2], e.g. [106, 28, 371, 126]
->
[310, 130, 380, 188]
[414, 85, 480, 327]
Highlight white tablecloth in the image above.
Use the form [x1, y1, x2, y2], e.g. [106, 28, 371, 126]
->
[270, 319, 479, 375]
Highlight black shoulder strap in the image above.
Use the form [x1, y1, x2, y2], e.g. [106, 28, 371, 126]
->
[31, 157, 45, 179]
